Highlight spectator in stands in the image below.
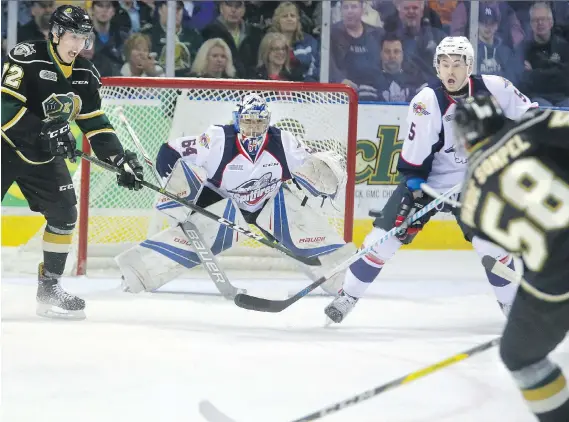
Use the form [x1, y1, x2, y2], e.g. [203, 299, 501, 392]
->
[113, 0, 154, 35]
[331, 1, 383, 28]
[79, 43, 117, 77]
[392, 0, 445, 84]
[552, 1, 569, 42]
[270, 2, 319, 82]
[373, 34, 421, 102]
[121, 32, 164, 76]
[329, 0, 383, 95]
[17, 1, 55, 43]
[91, 0, 126, 76]
[189, 37, 236, 78]
[477, 3, 519, 84]
[142, 0, 203, 77]
[451, 1, 524, 49]
[374, 0, 443, 33]
[254, 32, 303, 81]
[518, 2, 569, 107]
[201, 1, 263, 78]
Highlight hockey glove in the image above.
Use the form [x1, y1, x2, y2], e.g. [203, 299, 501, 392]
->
[40, 119, 76, 161]
[394, 179, 435, 242]
[113, 150, 144, 191]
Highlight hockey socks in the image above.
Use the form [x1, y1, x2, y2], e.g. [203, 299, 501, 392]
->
[485, 256, 518, 307]
[342, 254, 384, 298]
[514, 364, 569, 422]
[42, 224, 74, 277]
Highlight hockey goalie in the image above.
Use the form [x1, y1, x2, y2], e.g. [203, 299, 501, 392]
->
[117, 94, 355, 295]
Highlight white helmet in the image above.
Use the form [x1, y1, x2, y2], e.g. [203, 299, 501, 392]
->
[433, 36, 474, 89]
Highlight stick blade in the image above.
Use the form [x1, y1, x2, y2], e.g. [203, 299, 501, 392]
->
[199, 400, 239, 422]
[233, 293, 290, 312]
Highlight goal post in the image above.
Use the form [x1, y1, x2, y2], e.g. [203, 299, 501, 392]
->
[19, 78, 359, 277]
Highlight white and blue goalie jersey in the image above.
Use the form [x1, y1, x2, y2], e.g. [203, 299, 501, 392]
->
[398, 75, 537, 190]
[157, 124, 311, 213]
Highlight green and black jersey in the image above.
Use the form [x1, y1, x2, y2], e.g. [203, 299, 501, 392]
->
[460, 109, 569, 299]
[1, 40, 124, 164]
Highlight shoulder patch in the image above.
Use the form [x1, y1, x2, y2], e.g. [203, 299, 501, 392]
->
[199, 133, 210, 149]
[13, 42, 36, 57]
[413, 102, 430, 116]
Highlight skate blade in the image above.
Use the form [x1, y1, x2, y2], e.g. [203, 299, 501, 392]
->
[36, 303, 86, 321]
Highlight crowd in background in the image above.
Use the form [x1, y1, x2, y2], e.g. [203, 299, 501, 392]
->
[2, 0, 569, 107]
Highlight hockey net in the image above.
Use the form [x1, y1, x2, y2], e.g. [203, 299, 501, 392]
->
[17, 78, 357, 277]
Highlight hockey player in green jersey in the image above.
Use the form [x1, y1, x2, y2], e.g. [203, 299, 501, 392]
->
[1, 5, 144, 320]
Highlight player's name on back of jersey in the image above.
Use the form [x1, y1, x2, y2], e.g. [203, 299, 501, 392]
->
[461, 134, 531, 228]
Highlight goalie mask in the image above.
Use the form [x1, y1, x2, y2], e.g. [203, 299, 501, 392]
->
[433, 36, 474, 92]
[233, 94, 271, 156]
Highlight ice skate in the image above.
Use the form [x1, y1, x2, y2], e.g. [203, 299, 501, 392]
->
[36, 263, 86, 320]
[324, 290, 359, 323]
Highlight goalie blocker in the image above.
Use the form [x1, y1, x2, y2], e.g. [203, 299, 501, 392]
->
[117, 94, 354, 295]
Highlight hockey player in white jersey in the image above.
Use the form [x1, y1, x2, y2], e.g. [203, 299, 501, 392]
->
[325, 36, 538, 323]
[117, 94, 351, 293]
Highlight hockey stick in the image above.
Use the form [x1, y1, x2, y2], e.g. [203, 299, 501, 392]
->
[233, 183, 462, 312]
[420, 183, 462, 208]
[116, 109, 241, 300]
[75, 151, 321, 267]
[198, 337, 500, 422]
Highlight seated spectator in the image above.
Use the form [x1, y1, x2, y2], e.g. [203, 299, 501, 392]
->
[393, 0, 445, 84]
[477, 4, 519, 84]
[451, 1, 524, 49]
[552, 1, 569, 42]
[91, 0, 126, 76]
[332, 1, 384, 28]
[245, 1, 278, 32]
[142, 0, 203, 77]
[254, 32, 303, 81]
[189, 37, 236, 78]
[372, 34, 421, 102]
[270, 2, 319, 82]
[113, 0, 154, 35]
[121, 33, 164, 76]
[375, 0, 443, 33]
[201, 1, 264, 78]
[17, 1, 55, 43]
[329, 0, 383, 92]
[296, 1, 320, 37]
[79, 44, 117, 77]
[517, 2, 569, 108]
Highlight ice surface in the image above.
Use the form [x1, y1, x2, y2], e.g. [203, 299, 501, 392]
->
[2, 251, 568, 422]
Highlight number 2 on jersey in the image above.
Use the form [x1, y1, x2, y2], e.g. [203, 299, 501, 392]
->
[480, 157, 569, 271]
[2, 63, 24, 89]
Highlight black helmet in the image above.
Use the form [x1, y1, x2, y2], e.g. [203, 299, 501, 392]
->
[49, 5, 93, 47]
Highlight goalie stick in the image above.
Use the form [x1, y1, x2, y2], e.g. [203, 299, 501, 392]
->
[198, 337, 500, 422]
[75, 150, 321, 267]
[116, 109, 241, 300]
[233, 183, 462, 312]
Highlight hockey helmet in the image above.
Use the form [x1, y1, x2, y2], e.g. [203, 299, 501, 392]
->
[49, 5, 94, 49]
[233, 94, 271, 156]
[433, 36, 474, 90]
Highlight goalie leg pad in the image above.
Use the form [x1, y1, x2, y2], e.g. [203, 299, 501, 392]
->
[117, 200, 239, 293]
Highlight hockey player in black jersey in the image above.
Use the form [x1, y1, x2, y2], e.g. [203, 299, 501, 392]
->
[1, 5, 144, 320]
[455, 95, 569, 422]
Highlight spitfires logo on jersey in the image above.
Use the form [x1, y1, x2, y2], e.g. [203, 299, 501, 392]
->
[227, 172, 280, 205]
[413, 102, 430, 116]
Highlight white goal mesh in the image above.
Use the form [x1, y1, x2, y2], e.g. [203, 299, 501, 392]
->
[17, 78, 357, 276]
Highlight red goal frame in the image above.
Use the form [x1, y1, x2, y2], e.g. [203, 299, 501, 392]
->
[77, 77, 359, 275]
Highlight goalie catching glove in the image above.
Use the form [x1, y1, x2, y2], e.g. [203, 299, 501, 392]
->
[112, 150, 144, 191]
[291, 150, 346, 199]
